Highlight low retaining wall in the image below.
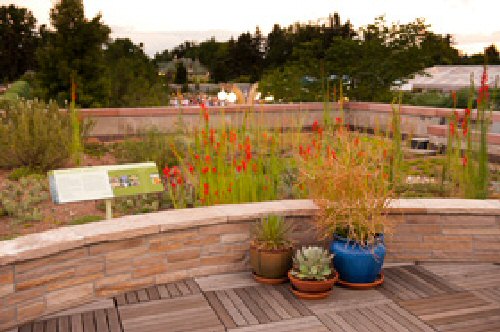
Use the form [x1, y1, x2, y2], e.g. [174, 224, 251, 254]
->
[79, 102, 500, 140]
[0, 199, 499, 330]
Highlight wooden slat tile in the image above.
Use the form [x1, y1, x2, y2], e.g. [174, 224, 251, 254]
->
[118, 294, 223, 332]
[264, 285, 301, 318]
[45, 319, 57, 332]
[244, 286, 281, 321]
[125, 291, 138, 304]
[20, 325, 34, 332]
[33, 322, 44, 332]
[204, 291, 237, 329]
[234, 288, 270, 324]
[227, 316, 329, 332]
[82, 312, 96, 332]
[114, 294, 127, 306]
[157, 285, 170, 299]
[184, 279, 201, 294]
[58, 316, 70, 332]
[225, 289, 258, 325]
[95, 309, 108, 332]
[176, 281, 192, 296]
[106, 308, 122, 332]
[166, 283, 181, 297]
[71, 314, 84, 332]
[275, 284, 312, 316]
[136, 289, 148, 302]
[254, 286, 291, 319]
[215, 290, 247, 326]
[146, 286, 160, 300]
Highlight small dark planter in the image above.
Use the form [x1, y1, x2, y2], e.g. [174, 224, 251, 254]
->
[250, 246, 292, 282]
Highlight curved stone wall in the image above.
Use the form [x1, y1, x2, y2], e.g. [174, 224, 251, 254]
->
[1, 199, 499, 330]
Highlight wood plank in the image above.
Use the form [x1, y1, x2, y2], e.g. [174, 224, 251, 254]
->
[33, 322, 44, 332]
[264, 285, 301, 318]
[254, 286, 291, 319]
[19, 325, 33, 332]
[114, 294, 127, 306]
[146, 286, 160, 300]
[45, 319, 57, 332]
[215, 290, 247, 326]
[176, 281, 191, 296]
[82, 312, 96, 332]
[157, 285, 170, 299]
[106, 308, 122, 332]
[226, 316, 329, 332]
[71, 314, 84, 332]
[234, 288, 270, 324]
[318, 313, 357, 332]
[275, 284, 312, 316]
[58, 316, 70, 332]
[405, 265, 459, 292]
[384, 270, 426, 299]
[244, 286, 281, 321]
[136, 289, 149, 302]
[166, 283, 181, 297]
[368, 306, 411, 332]
[95, 309, 109, 332]
[125, 291, 138, 304]
[380, 302, 435, 332]
[225, 289, 258, 325]
[184, 279, 201, 294]
[337, 310, 372, 332]
[195, 272, 257, 292]
[204, 291, 237, 329]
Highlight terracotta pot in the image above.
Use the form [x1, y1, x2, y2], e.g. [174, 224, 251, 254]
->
[250, 246, 293, 279]
[288, 270, 338, 293]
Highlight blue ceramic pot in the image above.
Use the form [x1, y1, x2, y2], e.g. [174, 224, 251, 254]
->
[329, 234, 385, 284]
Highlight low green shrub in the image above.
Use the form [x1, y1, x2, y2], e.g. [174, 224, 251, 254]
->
[0, 99, 72, 171]
[0, 175, 50, 223]
[84, 142, 109, 158]
[7, 166, 43, 181]
[113, 129, 188, 172]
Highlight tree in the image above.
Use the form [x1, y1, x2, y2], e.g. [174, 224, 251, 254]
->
[35, 0, 110, 107]
[105, 38, 168, 107]
[174, 62, 187, 84]
[0, 5, 38, 82]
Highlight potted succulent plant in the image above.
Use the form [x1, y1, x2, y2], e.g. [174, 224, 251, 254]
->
[288, 246, 338, 299]
[299, 128, 393, 287]
[250, 215, 293, 284]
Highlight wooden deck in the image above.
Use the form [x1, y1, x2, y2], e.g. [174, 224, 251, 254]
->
[16, 263, 500, 332]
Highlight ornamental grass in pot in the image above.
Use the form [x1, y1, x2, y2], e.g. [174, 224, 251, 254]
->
[288, 246, 338, 298]
[250, 215, 293, 283]
[299, 127, 393, 285]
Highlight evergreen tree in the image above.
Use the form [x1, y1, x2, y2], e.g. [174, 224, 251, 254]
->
[0, 5, 38, 82]
[36, 0, 110, 107]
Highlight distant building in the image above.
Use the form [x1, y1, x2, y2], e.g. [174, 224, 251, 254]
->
[398, 65, 500, 92]
[158, 58, 210, 83]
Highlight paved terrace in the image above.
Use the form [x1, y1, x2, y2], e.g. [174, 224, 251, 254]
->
[15, 262, 500, 332]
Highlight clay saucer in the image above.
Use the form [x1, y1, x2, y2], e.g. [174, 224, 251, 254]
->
[336, 273, 384, 289]
[253, 272, 288, 285]
[290, 284, 332, 300]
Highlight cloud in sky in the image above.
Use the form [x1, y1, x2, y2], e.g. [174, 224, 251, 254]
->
[3, 0, 500, 56]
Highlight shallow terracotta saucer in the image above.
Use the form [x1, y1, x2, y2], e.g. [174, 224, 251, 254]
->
[252, 272, 288, 285]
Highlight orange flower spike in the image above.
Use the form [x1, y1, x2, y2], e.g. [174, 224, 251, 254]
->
[354, 137, 360, 147]
[205, 155, 211, 163]
[462, 155, 468, 167]
[450, 122, 455, 136]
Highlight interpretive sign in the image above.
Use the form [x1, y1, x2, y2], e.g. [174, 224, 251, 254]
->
[48, 162, 163, 204]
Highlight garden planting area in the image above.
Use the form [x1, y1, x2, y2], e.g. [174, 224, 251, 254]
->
[1, 97, 500, 331]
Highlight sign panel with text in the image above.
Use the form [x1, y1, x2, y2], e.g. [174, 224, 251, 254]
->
[48, 162, 163, 204]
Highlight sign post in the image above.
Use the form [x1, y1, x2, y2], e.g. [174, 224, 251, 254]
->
[48, 162, 164, 219]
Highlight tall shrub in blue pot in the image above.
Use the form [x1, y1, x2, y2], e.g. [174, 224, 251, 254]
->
[299, 126, 393, 285]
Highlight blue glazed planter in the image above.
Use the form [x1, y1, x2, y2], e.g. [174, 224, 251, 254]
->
[329, 234, 385, 284]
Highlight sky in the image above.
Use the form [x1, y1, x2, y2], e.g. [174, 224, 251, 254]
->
[4, 0, 500, 57]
